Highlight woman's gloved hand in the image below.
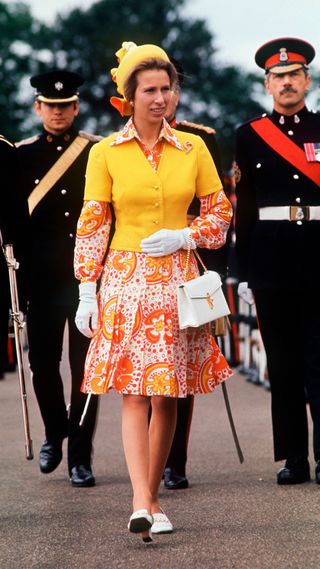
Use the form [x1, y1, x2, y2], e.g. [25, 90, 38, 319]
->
[75, 281, 98, 338]
[140, 228, 193, 257]
[237, 282, 255, 305]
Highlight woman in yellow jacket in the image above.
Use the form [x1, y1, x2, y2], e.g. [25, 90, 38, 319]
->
[74, 41, 232, 542]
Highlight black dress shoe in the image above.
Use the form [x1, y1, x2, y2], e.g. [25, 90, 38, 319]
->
[70, 465, 95, 487]
[277, 456, 310, 485]
[164, 467, 189, 490]
[39, 439, 63, 474]
[315, 461, 320, 484]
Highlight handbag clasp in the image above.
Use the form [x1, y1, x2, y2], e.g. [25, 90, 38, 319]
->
[206, 293, 214, 309]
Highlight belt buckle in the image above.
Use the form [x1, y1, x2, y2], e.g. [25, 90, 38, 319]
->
[290, 206, 310, 221]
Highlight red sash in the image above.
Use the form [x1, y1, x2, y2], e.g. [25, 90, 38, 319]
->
[250, 117, 320, 187]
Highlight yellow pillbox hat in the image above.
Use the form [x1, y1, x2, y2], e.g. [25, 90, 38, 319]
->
[110, 41, 170, 116]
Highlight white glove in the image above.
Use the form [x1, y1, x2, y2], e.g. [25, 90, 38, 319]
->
[75, 282, 99, 338]
[237, 282, 255, 305]
[140, 228, 193, 257]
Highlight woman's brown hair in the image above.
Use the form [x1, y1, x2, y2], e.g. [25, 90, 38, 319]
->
[124, 58, 178, 103]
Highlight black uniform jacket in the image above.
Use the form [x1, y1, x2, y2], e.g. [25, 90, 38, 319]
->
[235, 106, 320, 289]
[0, 135, 16, 308]
[0, 135, 19, 244]
[16, 127, 100, 304]
[174, 120, 227, 275]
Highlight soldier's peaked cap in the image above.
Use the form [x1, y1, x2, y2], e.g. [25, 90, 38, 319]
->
[255, 37, 315, 74]
[30, 70, 84, 103]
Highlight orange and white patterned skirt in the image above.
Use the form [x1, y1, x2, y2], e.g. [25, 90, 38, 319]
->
[81, 249, 232, 397]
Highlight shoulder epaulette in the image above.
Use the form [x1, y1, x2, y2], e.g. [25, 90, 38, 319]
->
[178, 120, 216, 134]
[79, 130, 104, 143]
[237, 113, 269, 130]
[15, 134, 40, 147]
[0, 134, 14, 147]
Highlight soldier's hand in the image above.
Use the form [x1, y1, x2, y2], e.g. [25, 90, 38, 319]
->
[237, 282, 255, 305]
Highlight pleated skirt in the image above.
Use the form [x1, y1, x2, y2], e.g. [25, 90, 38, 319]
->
[81, 249, 232, 397]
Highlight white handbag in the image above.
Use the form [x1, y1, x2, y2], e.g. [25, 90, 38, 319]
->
[177, 250, 230, 330]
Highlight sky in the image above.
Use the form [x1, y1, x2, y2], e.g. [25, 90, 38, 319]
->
[24, 0, 320, 72]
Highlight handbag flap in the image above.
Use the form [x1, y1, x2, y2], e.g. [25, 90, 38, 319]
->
[180, 271, 222, 298]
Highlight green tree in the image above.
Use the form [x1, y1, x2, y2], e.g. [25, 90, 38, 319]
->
[26, 0, 265, 166]
[0, 1, 35, 140]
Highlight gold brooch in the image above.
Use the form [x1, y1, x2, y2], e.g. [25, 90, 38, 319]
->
[183, 141, 193, 154]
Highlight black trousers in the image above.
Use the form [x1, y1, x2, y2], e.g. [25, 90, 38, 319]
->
[254, 288, 320, 462]
[0, 253, 10, 375]
[27, 301, 99, 472]
[165, 395, 194, 475]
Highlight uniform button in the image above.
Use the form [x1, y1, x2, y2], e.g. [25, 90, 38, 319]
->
[293, 174, 299, 180]
[34, 179, 39, 184]
[154, 202, 159, 207]
[64, 211, 70, 217]
[256, 163, 261, 168]
[288, 130, 294, 136]
[154, 185, 159, 190]
[297, 220, 303, 226]
[69, 233, 74, 238]
[61, 189, 67, 195]
[153, 220, 159, 224]
[57, 146, 63, 151]
[295, 197, 301, 203]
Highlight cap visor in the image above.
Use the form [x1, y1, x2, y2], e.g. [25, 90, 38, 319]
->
[267, 63, 306, 74]
[37, 95, 79, 103]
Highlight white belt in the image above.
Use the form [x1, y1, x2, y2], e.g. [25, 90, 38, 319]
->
[258, 206, 320, 221]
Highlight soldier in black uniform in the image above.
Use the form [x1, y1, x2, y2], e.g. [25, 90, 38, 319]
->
[0, 135, 17, 378]
[16, 70, 100, 487]
[235, 38, 320, 485]
[163, 70, 228, 490]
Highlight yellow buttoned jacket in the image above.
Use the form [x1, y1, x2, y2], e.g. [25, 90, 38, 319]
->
[84, 129, 222, 251]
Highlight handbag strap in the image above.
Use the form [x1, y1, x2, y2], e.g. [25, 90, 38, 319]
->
[183, 234, 208, 280]
[194, 249, 208, 272]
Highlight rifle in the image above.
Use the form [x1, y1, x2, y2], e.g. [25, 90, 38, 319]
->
[3, 243, 33, 460]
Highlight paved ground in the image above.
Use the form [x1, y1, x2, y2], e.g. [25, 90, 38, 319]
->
[1, 352, 320, 569]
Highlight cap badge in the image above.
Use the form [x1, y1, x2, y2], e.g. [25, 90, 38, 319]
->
[279, 48, 288, 62]
[54, 81, 64, 91]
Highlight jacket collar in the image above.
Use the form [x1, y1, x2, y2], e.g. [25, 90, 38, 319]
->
[110, 117, 183, 150]
[271, 105, 309, 126]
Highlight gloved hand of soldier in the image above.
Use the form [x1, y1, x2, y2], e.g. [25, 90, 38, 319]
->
[140, 228, 194, 257]
[237, 281, 255, 305]
[75, 281, 99, 338]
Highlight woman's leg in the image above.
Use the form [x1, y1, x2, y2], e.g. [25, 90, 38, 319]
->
[122, 395, 177, 511]
[122, 394, 152, 512]
[149, 396, 177, 513]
